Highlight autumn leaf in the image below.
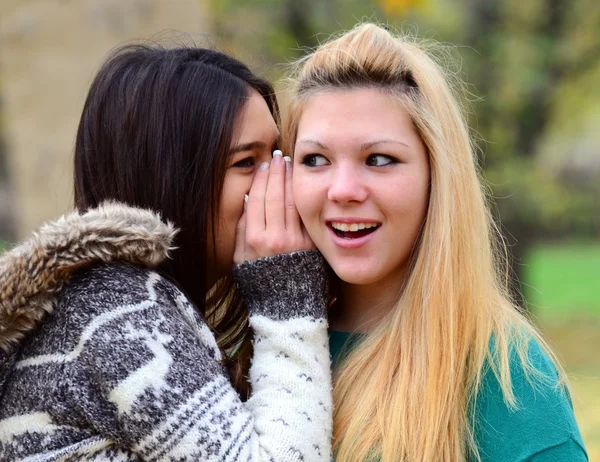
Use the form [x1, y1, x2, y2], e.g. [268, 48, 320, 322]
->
[376, 0, 425, 16]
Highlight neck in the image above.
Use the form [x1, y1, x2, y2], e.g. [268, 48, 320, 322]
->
[329, 273, 405, 333]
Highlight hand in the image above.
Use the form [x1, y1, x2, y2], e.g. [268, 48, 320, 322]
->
[233, 151, 314, 264]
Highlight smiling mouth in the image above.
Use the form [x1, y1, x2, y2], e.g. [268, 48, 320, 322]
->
[329, 221, 380, 240]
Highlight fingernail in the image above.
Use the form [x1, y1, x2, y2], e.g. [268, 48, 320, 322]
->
[260, 161, 270, 171]
[273, 149, 283, 157]
[283, 156, 292, 163]
[244, 194, 249, 204]
[284, 156, 292, 171]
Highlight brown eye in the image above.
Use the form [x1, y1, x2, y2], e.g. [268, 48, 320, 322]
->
[232, 157, 255, 168]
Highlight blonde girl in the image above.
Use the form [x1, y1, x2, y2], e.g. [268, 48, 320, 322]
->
[283, 23, 587, 461]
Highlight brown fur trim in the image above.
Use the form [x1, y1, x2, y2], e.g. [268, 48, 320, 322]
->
[0, 201, 177, 353]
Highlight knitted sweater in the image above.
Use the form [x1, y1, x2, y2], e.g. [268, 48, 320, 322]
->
[0, 202, 332, 461]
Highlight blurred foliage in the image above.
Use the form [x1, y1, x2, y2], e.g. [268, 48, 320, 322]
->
[378, 0, 425, 16]
[450, 0, 600, 241]
[207, 0, 382, 66]
[207, 0, 600, 301]
[525, 243, 600, 315]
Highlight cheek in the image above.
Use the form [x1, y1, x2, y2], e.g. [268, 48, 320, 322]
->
[375, 186, 427, 241]
[292, 172, 320, 221]
[220, 175, 250, 228]
[390, 170, 429, 213]
[413, 170, 431, 218]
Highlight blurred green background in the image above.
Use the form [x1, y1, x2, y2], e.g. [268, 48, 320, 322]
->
[1, 0, 598, 457]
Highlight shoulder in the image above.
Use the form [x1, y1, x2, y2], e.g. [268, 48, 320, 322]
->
[474, 337, 587, 461]
[60, 262, 166, 307]
[53, 262, 221, 360]
[60, 262, 193, 324]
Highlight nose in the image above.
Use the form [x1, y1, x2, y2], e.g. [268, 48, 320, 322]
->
[327, 163, 368, 204]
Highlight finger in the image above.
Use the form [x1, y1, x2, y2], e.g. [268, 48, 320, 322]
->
[284, 156, 302, 233]
[247, 161, 270, 233]
[265, 151, 286, 231]
[233, 195, 248, 264]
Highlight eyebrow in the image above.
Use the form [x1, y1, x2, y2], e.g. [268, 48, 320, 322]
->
[297, 139, 329, 150]
[360, 139, 410, 150]
[229, 141, 267, 155]
[297, 138, 410, 150]
[229, 134, 281, 154]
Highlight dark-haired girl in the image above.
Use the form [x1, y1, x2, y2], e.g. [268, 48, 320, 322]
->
[0, 45, 331, 460]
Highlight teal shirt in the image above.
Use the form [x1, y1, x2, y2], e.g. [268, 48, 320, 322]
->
[329, 330, 588, 461]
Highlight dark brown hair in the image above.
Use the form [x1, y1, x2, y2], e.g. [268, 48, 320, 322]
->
[74, 44, 278, 393]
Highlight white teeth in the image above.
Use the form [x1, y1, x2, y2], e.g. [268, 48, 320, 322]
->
[331, 221, 379, 232]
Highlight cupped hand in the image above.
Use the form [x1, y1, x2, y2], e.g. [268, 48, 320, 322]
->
[233, 151, 314, 264]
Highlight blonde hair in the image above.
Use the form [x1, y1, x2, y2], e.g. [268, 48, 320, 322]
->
[283, 23, 566, 461]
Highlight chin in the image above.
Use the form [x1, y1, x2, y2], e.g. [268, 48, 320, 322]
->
[330, 264, 382, 285]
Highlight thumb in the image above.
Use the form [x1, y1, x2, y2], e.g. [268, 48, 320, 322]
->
[233, 195, 248, 264]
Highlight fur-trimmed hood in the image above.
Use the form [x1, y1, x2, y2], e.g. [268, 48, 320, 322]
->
[0, 201, 177, 354]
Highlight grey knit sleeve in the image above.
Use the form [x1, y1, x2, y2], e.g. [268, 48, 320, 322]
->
[233, 249, 329, 320]
[233, 249, 332, 461]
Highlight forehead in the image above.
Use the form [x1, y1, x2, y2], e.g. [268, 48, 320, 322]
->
[296, 88, 417, 143]
[236, 90, 279, 141]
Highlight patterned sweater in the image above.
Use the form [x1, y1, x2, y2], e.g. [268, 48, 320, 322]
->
[0, 202, 332, 461]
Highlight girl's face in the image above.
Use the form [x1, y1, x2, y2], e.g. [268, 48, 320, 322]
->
[293, 88, 430, 288]
[211, 90, 279, 279]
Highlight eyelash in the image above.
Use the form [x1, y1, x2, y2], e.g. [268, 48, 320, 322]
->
[366, 154, 398, 167]
[232, 157, 255, 169]
[232, 142, 280, 169]
[301, 154, 328, 167]
[301, 154, 399, 167]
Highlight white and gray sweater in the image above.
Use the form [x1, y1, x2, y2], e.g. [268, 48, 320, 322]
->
[0, 202, 332, 461]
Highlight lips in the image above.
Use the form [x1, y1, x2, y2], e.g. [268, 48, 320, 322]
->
[331, 226, 378, 239]
[326, 219, 381, 248]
